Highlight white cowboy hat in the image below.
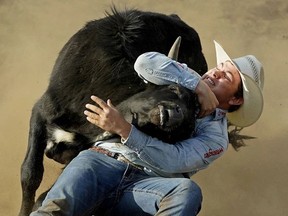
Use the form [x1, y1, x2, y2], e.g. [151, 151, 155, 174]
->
[214, 40, 264, 127]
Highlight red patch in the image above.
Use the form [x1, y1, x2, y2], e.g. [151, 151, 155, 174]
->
[204, 148, 224, 158]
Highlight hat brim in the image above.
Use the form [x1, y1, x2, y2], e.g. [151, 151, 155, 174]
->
[214, 40, 264, 127]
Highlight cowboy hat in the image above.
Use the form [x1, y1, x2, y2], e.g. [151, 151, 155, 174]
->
[214, 41, 264, 127]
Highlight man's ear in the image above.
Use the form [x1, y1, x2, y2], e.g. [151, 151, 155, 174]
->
[228, 97, 244, 106]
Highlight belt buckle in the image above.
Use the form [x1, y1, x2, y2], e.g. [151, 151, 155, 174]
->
[90, 146, 143, 171]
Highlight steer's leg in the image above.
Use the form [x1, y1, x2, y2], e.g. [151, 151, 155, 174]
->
[19, 105, 47, 216]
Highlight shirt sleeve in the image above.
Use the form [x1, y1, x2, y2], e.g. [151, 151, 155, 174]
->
[134, 52, 201, 91]
[123, 116, 229, 174]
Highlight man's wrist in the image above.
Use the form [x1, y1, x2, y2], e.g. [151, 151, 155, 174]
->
[117, 122, 132, 140]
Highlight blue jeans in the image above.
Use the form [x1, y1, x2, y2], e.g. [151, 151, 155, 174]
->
[30, 150, 202, 216]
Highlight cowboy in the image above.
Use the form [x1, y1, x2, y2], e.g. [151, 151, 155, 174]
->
[31, 41, 264, 216]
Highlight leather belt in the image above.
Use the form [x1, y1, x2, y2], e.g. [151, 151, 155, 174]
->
[90, 146, 120, 159]
[90, 146, 144, 171]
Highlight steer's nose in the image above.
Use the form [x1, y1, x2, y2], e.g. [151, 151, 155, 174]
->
[165, 105, 184, 127]
[148, 104, 185, 129]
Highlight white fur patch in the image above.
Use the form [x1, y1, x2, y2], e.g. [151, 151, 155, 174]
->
[53, 128, 75, 143]
[46, 140, 54, 150]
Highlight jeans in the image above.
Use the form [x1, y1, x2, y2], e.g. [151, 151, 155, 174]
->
[30, 150, 202, 216]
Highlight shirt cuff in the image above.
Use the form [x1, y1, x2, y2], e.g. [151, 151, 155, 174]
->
[121, 125, 148, 153]
[188, 72, 201, 91]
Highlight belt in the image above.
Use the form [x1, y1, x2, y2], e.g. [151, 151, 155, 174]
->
[90, 146, 120, 159]
[90, 146, 144, 171]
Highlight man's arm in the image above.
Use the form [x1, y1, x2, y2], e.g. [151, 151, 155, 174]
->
[84, 96, 228, 173]
[134, 52, 218, 118]
[122, 118, 228, 173]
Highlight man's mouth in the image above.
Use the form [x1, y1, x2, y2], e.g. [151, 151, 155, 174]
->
[206, 77, 215, 86]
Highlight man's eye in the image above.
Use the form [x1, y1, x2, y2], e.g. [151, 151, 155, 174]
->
[224, 73, 232, 81]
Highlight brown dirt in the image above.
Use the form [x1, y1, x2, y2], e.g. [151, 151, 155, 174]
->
[1, 0, 287, 215]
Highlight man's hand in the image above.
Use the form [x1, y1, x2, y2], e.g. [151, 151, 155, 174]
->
[195, 80, 219, 118]
[84, 95, 132, 140]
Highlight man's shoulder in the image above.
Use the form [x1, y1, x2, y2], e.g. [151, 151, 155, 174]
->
[195, 113, 228, 135]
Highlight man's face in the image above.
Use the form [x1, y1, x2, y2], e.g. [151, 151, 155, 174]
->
[202, 60, 242, 108]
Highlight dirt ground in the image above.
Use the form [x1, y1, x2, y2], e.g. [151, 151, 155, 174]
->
[1, 0, 288, 215]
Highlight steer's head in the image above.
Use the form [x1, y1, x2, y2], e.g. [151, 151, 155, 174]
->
[45, 84, 196, 164]
[117, 84, 196, 143]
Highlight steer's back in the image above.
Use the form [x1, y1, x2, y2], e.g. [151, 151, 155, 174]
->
[43, 8, 207, 133]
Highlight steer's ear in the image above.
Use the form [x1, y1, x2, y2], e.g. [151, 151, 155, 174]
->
[168, 36, 181, 61]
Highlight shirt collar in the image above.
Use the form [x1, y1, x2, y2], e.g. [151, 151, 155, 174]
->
[213, 108, 227, 120]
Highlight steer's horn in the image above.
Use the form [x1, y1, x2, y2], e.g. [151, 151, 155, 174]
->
[168, 36, 181, 60]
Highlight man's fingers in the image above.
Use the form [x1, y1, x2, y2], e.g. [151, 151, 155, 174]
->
[91, 95, 108, 109]
[107, 99, 115, 108]
[84, 110, 99, 120]
[85, 103, 103, 115]
[86, 116, 97, 125]
[84, 110, 104, 127]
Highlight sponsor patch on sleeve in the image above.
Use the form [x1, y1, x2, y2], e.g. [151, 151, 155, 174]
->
[204, 147, 224, 158]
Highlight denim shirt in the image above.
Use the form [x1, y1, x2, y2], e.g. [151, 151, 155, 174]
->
[96, 52, 229, 178]
[96, 111, 228, 178]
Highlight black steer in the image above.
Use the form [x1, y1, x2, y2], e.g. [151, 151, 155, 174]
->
[19, 8, 207, 216]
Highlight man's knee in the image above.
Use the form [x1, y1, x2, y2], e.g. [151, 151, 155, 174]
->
[179, 179, 202, 198]
[178, 179, 202, 214]
[186, 179, 202, 213]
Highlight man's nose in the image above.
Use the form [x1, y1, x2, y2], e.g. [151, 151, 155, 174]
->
[213, 70, 224, 78]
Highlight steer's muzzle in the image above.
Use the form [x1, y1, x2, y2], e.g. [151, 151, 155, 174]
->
[149, 103, 184, 130]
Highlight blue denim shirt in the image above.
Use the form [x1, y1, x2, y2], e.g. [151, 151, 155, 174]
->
[96, 52, 229, 178]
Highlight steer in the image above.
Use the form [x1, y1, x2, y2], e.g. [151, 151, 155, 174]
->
[19, 7, 207, 216]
